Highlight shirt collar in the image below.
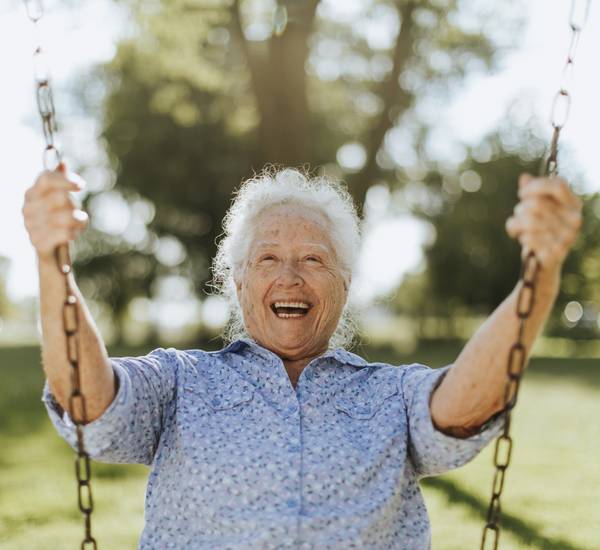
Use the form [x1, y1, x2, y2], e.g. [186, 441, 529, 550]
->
[220, 338, 368, 368]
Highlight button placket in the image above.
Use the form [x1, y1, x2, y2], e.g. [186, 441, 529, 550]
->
[287, 431, 301, 454]
[285, 399, 299, 415]
[283, 412, 303, 517]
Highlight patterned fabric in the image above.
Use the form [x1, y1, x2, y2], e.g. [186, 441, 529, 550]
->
[43, 338, 502, 549]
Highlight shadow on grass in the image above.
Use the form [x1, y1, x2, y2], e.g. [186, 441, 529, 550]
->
[93, 462, 145, 480]
[0, 505, 82, 538]
[423, 477, 586, 550]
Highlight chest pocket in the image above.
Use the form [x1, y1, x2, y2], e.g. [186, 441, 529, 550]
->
[182, 376, 255, 411]
[334, 373, 399, 420]
[177, 362, 256, 455]
[175, 359, 260, 495]
[179, 355, 256, 417]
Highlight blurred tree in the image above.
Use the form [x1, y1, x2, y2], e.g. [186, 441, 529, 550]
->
[0, 257, 12, 318]
[392, 128, 600, 339]
[72, 0, 524, 340]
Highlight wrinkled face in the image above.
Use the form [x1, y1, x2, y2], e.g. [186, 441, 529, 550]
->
[235, 203, 349, 361]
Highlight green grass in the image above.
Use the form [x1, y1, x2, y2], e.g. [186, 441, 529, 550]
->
[0, 345, 598, 549]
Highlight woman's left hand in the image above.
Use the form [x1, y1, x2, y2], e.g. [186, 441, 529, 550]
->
[505, 173, 582, 273]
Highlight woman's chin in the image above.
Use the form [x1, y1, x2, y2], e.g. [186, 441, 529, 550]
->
[266, 330, 318, 357]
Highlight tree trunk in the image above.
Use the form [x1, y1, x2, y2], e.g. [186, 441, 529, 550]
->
[350, 1, 417, 215]
[233, 0, 319, 168]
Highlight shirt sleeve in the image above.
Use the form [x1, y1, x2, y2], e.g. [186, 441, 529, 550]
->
[400, 363, 504, 478]
[42, 347, 179, 466]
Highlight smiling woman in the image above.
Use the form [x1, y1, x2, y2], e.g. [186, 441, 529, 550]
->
[210, 168, 363, 388]
[238, 203, 349, 387]
[212, 167, 360, 349]
[23, 163, 581, 549]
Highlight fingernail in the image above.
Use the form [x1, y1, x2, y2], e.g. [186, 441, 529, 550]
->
[68, 171, 86, 189]
[73, 210, 88, 222]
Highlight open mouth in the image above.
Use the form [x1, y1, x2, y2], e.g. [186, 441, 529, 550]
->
[270, 301, 312, 319]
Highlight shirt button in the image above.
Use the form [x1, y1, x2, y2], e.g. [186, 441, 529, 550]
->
[285, 498, 299, 509]
[288, 444, 301, 453]
[285, 403, 298, 416]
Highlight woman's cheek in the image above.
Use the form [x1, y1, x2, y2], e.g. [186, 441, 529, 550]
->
[326, 284, 343, 315]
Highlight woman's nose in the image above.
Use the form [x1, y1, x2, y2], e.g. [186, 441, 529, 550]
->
[275, 261, 303, 287]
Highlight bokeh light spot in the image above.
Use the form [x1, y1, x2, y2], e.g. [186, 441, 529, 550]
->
[336, 142, 367, 172]
[564, 301, 583, 323]
[460, 170, 482, 192]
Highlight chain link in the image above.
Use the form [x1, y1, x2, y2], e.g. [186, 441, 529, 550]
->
[481, 2, 590, 548]
[22, 2, 98, 548]
[273, 2, 288, 36]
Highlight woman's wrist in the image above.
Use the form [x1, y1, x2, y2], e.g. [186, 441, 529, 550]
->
[535, 262, 561, 297]
[37, 251, 57, 269]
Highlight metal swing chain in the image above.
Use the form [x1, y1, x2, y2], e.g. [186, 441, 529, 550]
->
[22, 1, 97, 549]
[481, 1, 591, 548]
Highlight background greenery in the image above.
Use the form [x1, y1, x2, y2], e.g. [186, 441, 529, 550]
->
[1, 345, 598, 549]
[49, 0, 598, 343]
[2, 0, 599, 345]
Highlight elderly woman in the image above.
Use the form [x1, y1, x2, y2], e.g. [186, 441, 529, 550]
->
[23, 167, 581, 549]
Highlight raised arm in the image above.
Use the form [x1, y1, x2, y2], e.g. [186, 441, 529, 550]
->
[23, 166, 115, 422]
[430, 174, 582, 436]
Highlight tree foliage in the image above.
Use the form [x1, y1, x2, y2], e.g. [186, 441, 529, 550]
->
[393, 128, 600, 339]
[73, 0, 525, 339]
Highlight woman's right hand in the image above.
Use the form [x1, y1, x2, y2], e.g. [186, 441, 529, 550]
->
[22, 167, 89, 260]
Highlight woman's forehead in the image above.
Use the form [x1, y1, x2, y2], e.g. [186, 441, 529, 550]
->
[253, 240, 331, 253]
[255, 205, 330, 235]
[250, 206, 335, 251]
[258, 202, 328, 222]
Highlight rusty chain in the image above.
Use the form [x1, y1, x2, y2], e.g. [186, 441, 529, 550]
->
[481, 1, 591, 548]
[22, 1, 97, 548]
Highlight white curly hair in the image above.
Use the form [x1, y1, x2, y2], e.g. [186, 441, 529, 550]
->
[211, 166, 361, 349]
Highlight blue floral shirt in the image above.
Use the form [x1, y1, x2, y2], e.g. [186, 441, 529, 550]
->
[43, 338, 502, 549]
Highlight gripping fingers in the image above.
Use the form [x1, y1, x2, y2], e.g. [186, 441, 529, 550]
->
[505, 216, 519, 238]
[51, 208, 89, 230]
[518, 176, 581, 210]
[48, 209, 88, 248]
[505, 217, 572, 268]
[42, 188, 79, 211]
[508, 173, 581, 269]
[27, 208, 88, 256]
[27, 169, 85, 201]
[508, 196, 581, 237]
[505, 208, 551, 237]
[23, 167, 89, 257]
[518, 230, 570, 268]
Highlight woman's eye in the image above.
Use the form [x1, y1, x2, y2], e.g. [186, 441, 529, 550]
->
[305, 256, 321, 263]
[259, 255, 276, 263]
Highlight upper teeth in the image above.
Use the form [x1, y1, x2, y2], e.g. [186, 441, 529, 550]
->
[274, 302, 309, 309]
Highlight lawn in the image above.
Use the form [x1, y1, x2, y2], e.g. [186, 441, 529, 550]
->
[1, 344, 598, 549]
